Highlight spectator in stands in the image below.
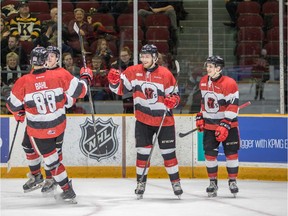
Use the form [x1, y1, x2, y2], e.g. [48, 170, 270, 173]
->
[0, 17, 10, 49]
[34, 23, 73, 55]
[62, 52, 81, 78]
[252, 49, 270, 100]
[111, 46, 133, 70]
[0, 77, 11, 105]
[157, 52, 176, 72]
[1, 35, 28, 68]
[95, 38, 113, 69]
[91, 55, 112, 100]
[1, 76, 11, 113]
[86, 14, 117, 41]
[41, 7, 57, 34]
[97, 0, 129, 21]
[0, 95, 10, 114]
[111, 46, 134, 113]
[2, 52, 27, 85]
[157, 53, 169, 68]
[172, 0, 189, 22]
[67, 8, 94, 53]
[9, 0, 41, 42]
[138, 1, 178, 32]
[40, 7, 69, 43]
[223, 0, 243, 28]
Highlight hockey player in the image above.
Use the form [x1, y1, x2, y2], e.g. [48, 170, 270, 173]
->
[42, 46, 74, 193]
[107, 44, 183, 199]
[16, 46, 75, 194]
[6, 46, 93, 202]
[196, 55, 240, 197]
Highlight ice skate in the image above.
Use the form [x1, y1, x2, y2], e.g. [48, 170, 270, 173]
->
[41, 178, 57, 194]
[23, 172, 44, 193]
[229, 179, 239, 198]
[206, 179, 218, 197]
[54, 180, 77, 204]
[172, 181, 183, 199]
[135, 181, 146, 200]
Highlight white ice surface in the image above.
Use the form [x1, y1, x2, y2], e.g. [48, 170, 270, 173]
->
[0, 178, 287, 216]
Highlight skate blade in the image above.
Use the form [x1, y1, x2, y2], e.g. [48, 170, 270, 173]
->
[24, 183, 44, 193]
[176, 195, 182, 199]
[66, 198, 77, 204]
[54, 194, 78, 204]
[232, 193, 237, 198]
[42, 186, 57, 197]
[136, 194, 143, 200]
[42, 184, 57, 194]
[207, 192, 217, 197]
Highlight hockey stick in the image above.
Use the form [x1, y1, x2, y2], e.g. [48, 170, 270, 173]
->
[7, 121, 20, 173]
[178, 101, 252, 138]
[73, 23, 100, 154]
[179, 127, 198, 138]
[138, 59, 181, 184]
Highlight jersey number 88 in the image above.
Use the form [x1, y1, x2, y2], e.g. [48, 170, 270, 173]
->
[32, 91, 57, 114]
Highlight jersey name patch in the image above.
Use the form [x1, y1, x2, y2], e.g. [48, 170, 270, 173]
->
[35, 82, 48, 90]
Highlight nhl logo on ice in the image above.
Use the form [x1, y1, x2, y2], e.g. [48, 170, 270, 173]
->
[79, 118, 119, 161]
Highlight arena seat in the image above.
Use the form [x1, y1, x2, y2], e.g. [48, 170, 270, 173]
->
[237, 14, 264, 28]
[236, 1, 261, 15]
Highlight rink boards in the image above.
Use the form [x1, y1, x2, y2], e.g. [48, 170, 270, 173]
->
[0, 114, 287, 180]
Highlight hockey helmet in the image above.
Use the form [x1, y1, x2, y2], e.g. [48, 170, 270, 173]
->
[30, 47, 48, 66]
[46, 46, 60, 59]
[140, 44, 158, 59]
[205, 55, 225, 69]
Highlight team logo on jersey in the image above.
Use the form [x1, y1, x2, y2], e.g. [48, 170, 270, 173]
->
[142, 83, 158, 104]
[145, 88, 154, 99]
[79, 118, 119, 161]
[207, 97, 216, 108]
[204, 92, 219, 113]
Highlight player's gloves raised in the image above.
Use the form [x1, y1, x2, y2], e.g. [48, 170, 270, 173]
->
[80, 67, 93, 85]
[196, 112, 205, 132]
[164, 94, 179, 109]
[108, 68, 121, 85]
[14, 110, 25, 123]
[215, 119, 231, 142]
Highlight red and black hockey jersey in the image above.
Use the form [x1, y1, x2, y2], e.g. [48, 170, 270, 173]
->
[199, 74, 239, 130]
[7, 67, 88, 139]
[109, 64, 179, 127]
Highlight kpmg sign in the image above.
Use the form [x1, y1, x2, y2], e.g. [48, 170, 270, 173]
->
[198, 116, 288, 163]
[0, 118, 10, 163]
[238, 117, 287, 163]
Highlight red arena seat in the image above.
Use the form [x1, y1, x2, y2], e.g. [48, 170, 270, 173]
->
[237, 14, 264, 28]
[236, 1, 261, 15]
[237, 27, 264, 42]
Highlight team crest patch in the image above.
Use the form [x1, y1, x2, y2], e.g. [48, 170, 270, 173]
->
[79, 117, 119, 161]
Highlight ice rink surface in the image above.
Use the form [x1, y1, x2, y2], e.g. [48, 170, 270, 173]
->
[0, 178, 287, 216]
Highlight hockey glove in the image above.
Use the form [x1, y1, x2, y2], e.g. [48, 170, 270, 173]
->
[80, 67, 93, 85]
[164, 94, 179, 109]
[108, 68, 121, 85]
[215, 119, 231, 142]
[196, 112, 205, 132]
[14, 110, 25, 123]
